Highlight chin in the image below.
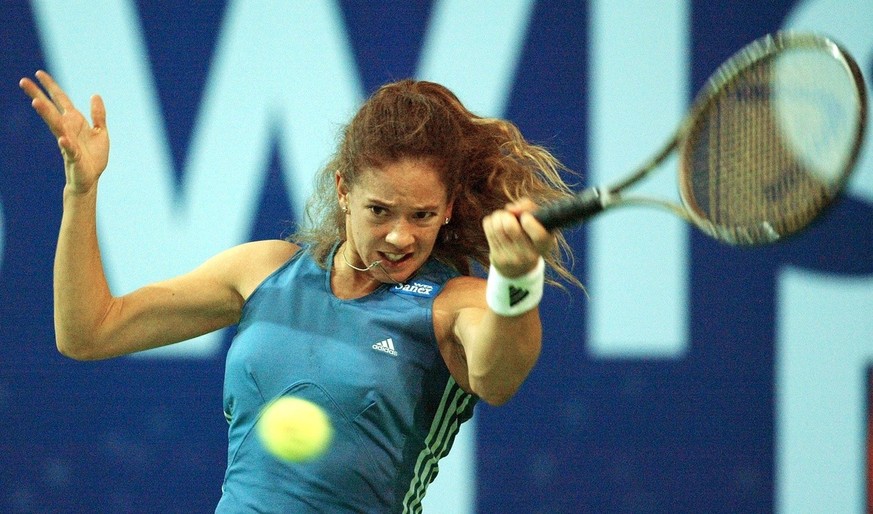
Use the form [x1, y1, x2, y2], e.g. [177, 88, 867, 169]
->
[377, 260, 418, 284]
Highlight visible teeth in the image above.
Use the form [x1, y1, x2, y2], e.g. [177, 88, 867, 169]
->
[384, 253, 405, 262]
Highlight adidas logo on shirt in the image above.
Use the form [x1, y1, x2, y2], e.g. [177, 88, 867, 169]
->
[372, 338, 398, 357]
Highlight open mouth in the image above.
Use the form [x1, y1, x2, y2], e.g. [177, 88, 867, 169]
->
[378, 251, 413, 267]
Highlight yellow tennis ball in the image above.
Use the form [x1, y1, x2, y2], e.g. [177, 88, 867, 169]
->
[256, 396, 333, 463]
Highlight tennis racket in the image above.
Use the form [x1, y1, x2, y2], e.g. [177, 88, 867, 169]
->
[535, 31, 868, 245]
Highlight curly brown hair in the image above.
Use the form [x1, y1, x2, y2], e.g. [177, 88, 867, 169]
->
[291, 79, 580, 287]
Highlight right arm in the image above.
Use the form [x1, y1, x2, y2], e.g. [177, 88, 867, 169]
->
[55, 185, 245, 359]
[55, 202, 291, 359]
[21, 71, 296, 360]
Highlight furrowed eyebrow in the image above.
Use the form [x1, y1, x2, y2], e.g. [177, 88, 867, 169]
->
[364, 197, 440, 212]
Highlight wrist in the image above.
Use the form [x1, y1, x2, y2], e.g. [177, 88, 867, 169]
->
[485, 257, 545, 317]
[63, 182, 97, 199]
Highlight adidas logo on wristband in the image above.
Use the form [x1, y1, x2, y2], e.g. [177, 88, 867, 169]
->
[485, 257, 545, 316]
[508, 285, 530, 307]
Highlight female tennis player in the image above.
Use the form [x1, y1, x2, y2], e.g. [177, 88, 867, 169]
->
[21, 70, 579, 512]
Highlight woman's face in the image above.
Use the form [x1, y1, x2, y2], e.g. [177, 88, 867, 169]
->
[338, 158, 453, 285]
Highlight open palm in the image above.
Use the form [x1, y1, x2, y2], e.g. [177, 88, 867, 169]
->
[20, 70, 109, 194]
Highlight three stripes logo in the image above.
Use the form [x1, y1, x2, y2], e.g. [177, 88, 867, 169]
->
[372, 337, 398, 357]
[508, 285, 530, 307]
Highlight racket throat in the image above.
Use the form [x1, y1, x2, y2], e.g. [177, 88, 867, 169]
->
[534, 186, 611, 230]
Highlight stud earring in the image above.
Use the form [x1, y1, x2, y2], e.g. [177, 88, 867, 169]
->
[444, 217, 450, 225]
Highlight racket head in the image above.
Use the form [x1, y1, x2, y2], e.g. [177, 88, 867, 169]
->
[677, 31, 867, 245]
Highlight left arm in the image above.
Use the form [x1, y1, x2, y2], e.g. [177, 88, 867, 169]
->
[436, 201, 553, 406]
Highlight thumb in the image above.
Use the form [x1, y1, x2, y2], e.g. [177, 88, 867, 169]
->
[90, 94, 107, 131]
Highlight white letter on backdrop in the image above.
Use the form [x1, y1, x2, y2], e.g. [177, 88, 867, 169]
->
[587, 0, 691, 358]
[776, 2, 873, 512]
[30, 0, 362, 357]
[416, 2, 535, 512]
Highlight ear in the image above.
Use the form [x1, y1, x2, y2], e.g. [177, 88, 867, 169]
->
[335, 171, 349, 209]
[444, 189, 456, 221]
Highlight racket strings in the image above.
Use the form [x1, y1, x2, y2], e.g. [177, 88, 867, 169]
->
[684, 51, 843, 244]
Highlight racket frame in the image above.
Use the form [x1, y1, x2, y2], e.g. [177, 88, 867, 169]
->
[675, 31, 868, 244]
[536, 31, 867, 246]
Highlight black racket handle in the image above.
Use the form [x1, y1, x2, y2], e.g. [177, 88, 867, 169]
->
[534, 187, 606, 231]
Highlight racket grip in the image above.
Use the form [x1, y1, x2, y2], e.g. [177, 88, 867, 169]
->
[534, 187, 606, 230]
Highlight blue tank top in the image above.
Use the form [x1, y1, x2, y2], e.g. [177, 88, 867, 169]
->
[216, 246, 476, 513]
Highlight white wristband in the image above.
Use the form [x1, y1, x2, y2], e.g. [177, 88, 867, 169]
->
[485, 257, 545, 317]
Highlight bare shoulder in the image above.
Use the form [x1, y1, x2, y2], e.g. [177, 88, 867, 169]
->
[230, 239, 300, 260]
[433, 275, 487, 339]
[432, 275, 487, 346]
[207, 239, 300, 300]
[434, 275, 486, 311]
[432, 275, 486, 395]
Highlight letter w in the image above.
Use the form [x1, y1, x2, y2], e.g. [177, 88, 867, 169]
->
[31, 0, 531, 358]
[30, 0, 362, 357]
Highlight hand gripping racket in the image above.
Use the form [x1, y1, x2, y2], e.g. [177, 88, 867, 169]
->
[535, 31, 868, 245]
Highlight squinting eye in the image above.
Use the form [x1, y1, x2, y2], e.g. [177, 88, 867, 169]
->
[368, 206, 388, 216]
[413, 212, 437, 220]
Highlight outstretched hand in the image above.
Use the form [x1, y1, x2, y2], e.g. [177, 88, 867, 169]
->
[483, 198, 555, 278]
[19, 70, 109, 194]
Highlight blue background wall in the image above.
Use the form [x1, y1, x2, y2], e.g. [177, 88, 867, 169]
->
[1, 1, 871, 512]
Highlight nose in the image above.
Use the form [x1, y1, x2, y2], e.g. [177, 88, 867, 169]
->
[385, 218, 415, 248]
